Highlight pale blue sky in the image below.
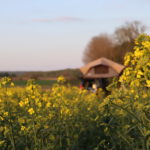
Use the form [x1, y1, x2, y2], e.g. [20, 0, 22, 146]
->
[0, 0, 150, 71]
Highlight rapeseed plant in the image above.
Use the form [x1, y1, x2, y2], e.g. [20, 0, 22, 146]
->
[0, 34, 149, 150]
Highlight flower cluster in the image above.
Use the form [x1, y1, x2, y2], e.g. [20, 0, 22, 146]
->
[0, 34, 150, 150]
[106, 34, 150, 149]
[0, 77, 105, 150]
[120, 34, 150, 89]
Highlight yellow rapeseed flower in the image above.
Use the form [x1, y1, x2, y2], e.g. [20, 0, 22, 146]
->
[19, 101, 25, 107]
[6, 91, 12, 96]
[0, 116, 4, 120]
[18, 118, 25, 124]
[134, 50, 143, 57]
[21, 126, 26, 131]
[0, 140, 5, 146]
[142, 93, 148, 98]
[114, 99, 124, 105]
[142, 41, 150, 48]
[3, 112, 8, 117]
[146, 80, 150, 87]
[28, 108, 35, 115]
[10, 82, 14, 87]
[46, 102, 51, 108]
[57, 76, 66, 83]
[37, 102, 42, 108]
[24, 98, 29, 105]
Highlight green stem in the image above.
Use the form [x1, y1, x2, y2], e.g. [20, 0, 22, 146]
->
[144, 134, 150, 150]
[5, 86, 16, 150]
[110, 101, 150, 130]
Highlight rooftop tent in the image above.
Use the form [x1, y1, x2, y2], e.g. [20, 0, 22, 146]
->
[80, 57, 125, 79]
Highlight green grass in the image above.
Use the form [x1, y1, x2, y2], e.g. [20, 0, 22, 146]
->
[13, 80, 57, 87]
[13, 79, 80, 88]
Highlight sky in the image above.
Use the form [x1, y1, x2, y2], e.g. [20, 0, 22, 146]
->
[0, 0, 150, 71]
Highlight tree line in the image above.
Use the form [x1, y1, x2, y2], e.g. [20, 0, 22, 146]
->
[83, 21, 147, 64]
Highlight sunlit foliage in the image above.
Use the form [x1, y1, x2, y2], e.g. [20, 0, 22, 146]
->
[0, 34, 150, 150]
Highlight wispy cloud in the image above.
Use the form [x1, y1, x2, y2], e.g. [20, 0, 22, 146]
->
[31, 16, 84, 23]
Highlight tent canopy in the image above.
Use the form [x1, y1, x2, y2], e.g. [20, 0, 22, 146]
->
[80, 57, 125, 79]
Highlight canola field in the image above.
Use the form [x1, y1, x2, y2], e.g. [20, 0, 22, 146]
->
[0, 34, 150, 150]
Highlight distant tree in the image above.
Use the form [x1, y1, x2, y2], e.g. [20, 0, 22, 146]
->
[114, 21, 146, 44]
[83, 34, 114, 64]
[0, 72, 16, 78]
[113, 21, 146, 63]
[0, 72, 9, 77]
[83, 21, 146, 64]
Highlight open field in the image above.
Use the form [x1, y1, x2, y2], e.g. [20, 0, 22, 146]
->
[13, 80, 57, 87]
[0, 35, 149, 150]
[0, 69, 81, 88]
